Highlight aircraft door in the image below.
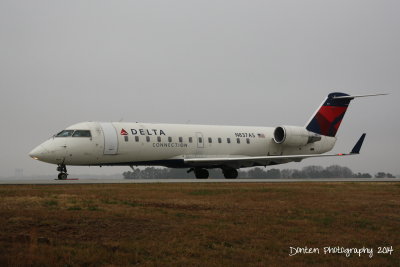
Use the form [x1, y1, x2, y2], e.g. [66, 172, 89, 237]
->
[99, 122, 119, 155]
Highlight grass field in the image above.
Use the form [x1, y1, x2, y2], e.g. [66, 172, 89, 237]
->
[0, 182, 399, 266]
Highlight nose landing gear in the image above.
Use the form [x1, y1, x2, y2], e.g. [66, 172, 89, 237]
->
[57, 164, 68, 180]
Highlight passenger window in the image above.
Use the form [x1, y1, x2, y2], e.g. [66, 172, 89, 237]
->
[198, 137, 203, 143]
[56, 130, 74, 137]
[179, 137, 183, 143]
[237, 138, 240, 144]
[208, 137, 212, 143]
[218, 138, 222, 143]
[227, 138, 231, 144]
[157, 136, 161, 142]
[246, 138, 250, 144]
[135, 136, 139, 142]
[146, 136, 150, 142]
[72, 130, 91, 137]
[189, 137, 193, 143]
[124, 136, 129, 142]
[168, 137, 172, 142]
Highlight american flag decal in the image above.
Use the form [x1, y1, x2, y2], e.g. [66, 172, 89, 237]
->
[257, 133, 265, 138]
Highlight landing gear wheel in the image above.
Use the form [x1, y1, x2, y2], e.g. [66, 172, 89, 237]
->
[57, 164, 68, 180]
[58, 173, 68, 180]
[223, 168, 238, 179]
[194, 168, 209, 179]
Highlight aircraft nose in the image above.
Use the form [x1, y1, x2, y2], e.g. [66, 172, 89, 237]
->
[29, 145, 48, 160]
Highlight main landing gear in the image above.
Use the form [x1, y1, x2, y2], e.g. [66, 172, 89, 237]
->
[57, 164, 68, 180]
[222, 168, 238, 179]
[195, 168, 209, 179]
[188, 168, 210, 179]
[188, 168, 238, 179]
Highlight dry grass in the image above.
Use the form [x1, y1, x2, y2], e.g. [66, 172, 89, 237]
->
[0, 182, 399, 266]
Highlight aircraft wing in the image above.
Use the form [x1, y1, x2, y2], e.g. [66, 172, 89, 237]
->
[184, 134, 366, 168]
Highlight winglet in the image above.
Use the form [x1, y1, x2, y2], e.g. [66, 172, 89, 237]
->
[350, 133, 366, 154]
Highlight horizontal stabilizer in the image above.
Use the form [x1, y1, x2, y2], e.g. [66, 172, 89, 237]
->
[350, 133, 366, 154]
[333, 93, 388, 99]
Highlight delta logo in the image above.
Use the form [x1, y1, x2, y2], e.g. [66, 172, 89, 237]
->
[120, 129, 128, 136]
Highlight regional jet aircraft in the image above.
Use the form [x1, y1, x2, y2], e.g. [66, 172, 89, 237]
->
[29, 92, 385, 179]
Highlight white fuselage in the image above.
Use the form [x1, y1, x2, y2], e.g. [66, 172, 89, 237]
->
[29, 121, 336, 169]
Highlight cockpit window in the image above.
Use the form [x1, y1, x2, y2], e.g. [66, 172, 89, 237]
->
[55, 130, 74, 137]
[72, 130, 91, 137]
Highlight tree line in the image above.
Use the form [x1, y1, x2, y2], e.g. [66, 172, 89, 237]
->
[122, 165, 396, 179]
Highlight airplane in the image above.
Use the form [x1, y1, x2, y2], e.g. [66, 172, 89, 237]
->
[29, 92, 385, 180]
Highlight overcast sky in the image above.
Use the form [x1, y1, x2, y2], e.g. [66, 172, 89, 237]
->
[0, 0, 399, 178]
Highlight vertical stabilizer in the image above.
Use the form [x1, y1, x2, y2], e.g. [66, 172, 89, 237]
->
[305, 92, 352, 137]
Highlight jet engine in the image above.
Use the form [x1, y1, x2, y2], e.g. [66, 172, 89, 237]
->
[273, 126, 321, 146]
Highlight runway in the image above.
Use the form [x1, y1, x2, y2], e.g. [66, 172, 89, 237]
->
[0, 178, 399, 185]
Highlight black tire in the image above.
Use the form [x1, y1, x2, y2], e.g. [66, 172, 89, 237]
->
[194, 169, 209, 179]
[58, 173, 68, 180]
[223, 169, 238, 179]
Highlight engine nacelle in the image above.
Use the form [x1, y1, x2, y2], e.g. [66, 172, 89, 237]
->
[273, 126, 321, 146]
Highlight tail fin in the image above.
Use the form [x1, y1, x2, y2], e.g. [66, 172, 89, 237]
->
[305, 92, 387, 137]
[306, 92, 352, 137]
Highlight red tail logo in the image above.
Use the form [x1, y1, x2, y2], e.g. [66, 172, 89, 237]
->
[120, 129, 128, 136]
[306, 93, 352, 137]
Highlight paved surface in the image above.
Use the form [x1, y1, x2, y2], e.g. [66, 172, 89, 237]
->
[0, 178, 399, 185]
